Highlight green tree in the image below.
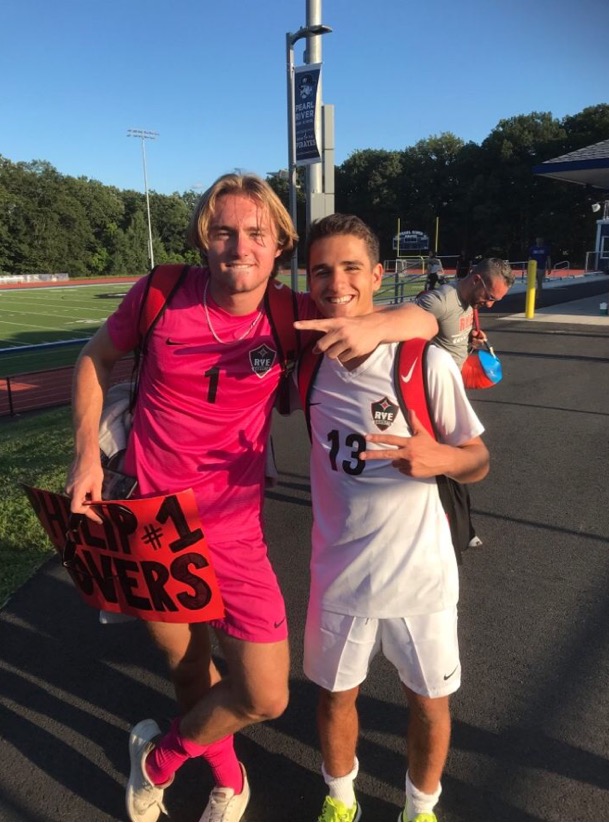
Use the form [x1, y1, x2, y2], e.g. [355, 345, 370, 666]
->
[149, 192, 196, 262]
[336, 149, 403, 257]
[472, 112, 566, 257]
[66, 178, 125, 275]
[1, 102, 608, 278]
[398, 133, 465, 254]
[560, 104, 609, 154]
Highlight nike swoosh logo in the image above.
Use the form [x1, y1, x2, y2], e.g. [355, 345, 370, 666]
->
[443, 665, 459, 681]
[165, 338, 184, 346]
[274, 617, 286, 628]
[400, 358, 418, 383]
[273, 281, 286, 290]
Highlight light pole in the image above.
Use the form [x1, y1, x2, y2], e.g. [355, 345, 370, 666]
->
[286, 24, 332, 290]
[127, 128, 158, 270]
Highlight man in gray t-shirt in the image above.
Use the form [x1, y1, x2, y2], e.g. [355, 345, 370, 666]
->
[416, 258, 515, 548]
[416, 258, 514, 368]
[417, 283, 474, 369]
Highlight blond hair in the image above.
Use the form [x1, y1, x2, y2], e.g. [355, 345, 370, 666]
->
[186, 173, 298, 267]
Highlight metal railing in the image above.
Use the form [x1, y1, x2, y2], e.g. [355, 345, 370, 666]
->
[376, 271, 427, 305]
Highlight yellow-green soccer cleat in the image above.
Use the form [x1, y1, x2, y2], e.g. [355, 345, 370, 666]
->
[318, 794, 362, 822]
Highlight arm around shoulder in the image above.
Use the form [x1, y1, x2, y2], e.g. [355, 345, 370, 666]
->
[292, 301, 438, 360]
[374, 300, 439, 341]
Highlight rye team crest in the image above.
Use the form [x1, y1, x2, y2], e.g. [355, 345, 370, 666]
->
[249, 344, 277, 377]
[371, 396, 399, 431]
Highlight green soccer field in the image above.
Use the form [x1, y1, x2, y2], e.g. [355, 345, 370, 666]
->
[0, 281, 133, 377]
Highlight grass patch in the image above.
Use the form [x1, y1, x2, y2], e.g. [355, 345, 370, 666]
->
[0, 406, 73, 607]
[0, 280, 128, 377]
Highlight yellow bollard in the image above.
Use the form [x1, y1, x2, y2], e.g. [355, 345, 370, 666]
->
[525, 259, 537, 318]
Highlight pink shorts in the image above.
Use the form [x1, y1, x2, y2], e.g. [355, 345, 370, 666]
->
[207, 536, 288, 643]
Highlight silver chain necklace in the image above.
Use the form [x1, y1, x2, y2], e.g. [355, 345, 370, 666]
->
[203, 280, 263, 344]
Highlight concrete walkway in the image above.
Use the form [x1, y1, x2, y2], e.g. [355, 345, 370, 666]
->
[504, 273, 609, 326]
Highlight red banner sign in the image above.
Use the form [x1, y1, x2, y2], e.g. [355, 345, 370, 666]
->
[22, 485, 225, 624]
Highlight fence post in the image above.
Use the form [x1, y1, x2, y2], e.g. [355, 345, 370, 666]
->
[525, 260, 537, 319]
[6, 377, 15, 416]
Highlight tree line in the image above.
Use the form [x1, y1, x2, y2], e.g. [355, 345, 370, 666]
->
[1, 103, 607, 278]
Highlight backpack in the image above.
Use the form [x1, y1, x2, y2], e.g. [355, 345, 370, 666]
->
[297, 337, 470, 563]
[99, 263, 190, 472]
[98, 264, 300, 474]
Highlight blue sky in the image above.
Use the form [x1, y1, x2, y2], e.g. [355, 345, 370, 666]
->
[1, 0, 607, 196]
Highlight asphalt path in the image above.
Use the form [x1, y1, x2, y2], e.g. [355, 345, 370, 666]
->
[1, 277, 608, 822]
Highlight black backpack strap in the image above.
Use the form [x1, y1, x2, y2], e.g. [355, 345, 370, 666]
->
[297, 342, 323, 439]
[264, 281, 301, 415]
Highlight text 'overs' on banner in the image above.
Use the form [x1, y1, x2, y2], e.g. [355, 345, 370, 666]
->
[294, 63, 322, 166]
[22, 484, 225, 624]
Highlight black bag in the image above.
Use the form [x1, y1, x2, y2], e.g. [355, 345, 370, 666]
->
[436, 475, 470, 565]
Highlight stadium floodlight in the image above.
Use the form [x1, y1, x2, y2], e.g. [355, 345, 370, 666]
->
[127, 129, 159, 269]
[286, 23, 332, 290]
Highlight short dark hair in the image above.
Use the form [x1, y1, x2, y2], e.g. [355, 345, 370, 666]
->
[470, 257, 515, 288]
[306, 213, 380, 269]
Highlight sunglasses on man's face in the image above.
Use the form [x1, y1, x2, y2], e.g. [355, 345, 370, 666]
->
[475, 274, 501, 303]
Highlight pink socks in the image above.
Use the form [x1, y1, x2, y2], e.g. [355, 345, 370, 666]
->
[200, 736, 244, 793]
[145, 719, 242, 793]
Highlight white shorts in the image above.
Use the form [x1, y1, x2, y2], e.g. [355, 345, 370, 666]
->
[303, 605, 460, 698]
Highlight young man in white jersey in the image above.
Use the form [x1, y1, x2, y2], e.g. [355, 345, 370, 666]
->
[301, 214, 490, 822]
[66, 174, 437, 823]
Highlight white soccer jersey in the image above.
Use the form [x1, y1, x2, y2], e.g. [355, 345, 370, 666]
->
[307, 342, 484, 618]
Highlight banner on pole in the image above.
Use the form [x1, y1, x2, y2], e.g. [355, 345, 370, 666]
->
[294, 63, 322, 166]
[22, 485, 225, 624]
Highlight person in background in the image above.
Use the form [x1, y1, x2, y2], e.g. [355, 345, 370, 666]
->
[455, 251, 470, 280]
[416, 258, 515, 548]
[300, 213, 489, 822]
[425, 251, 444, 290]
[66, 173, 438, 823]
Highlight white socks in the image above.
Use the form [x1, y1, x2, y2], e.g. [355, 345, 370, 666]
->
[322, 757, 360, 807]
[321, 762, 439, 816]
[405, 771, 441, 819]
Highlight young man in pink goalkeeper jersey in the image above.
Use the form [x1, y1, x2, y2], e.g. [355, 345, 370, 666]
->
[66, 172, 438, 823]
